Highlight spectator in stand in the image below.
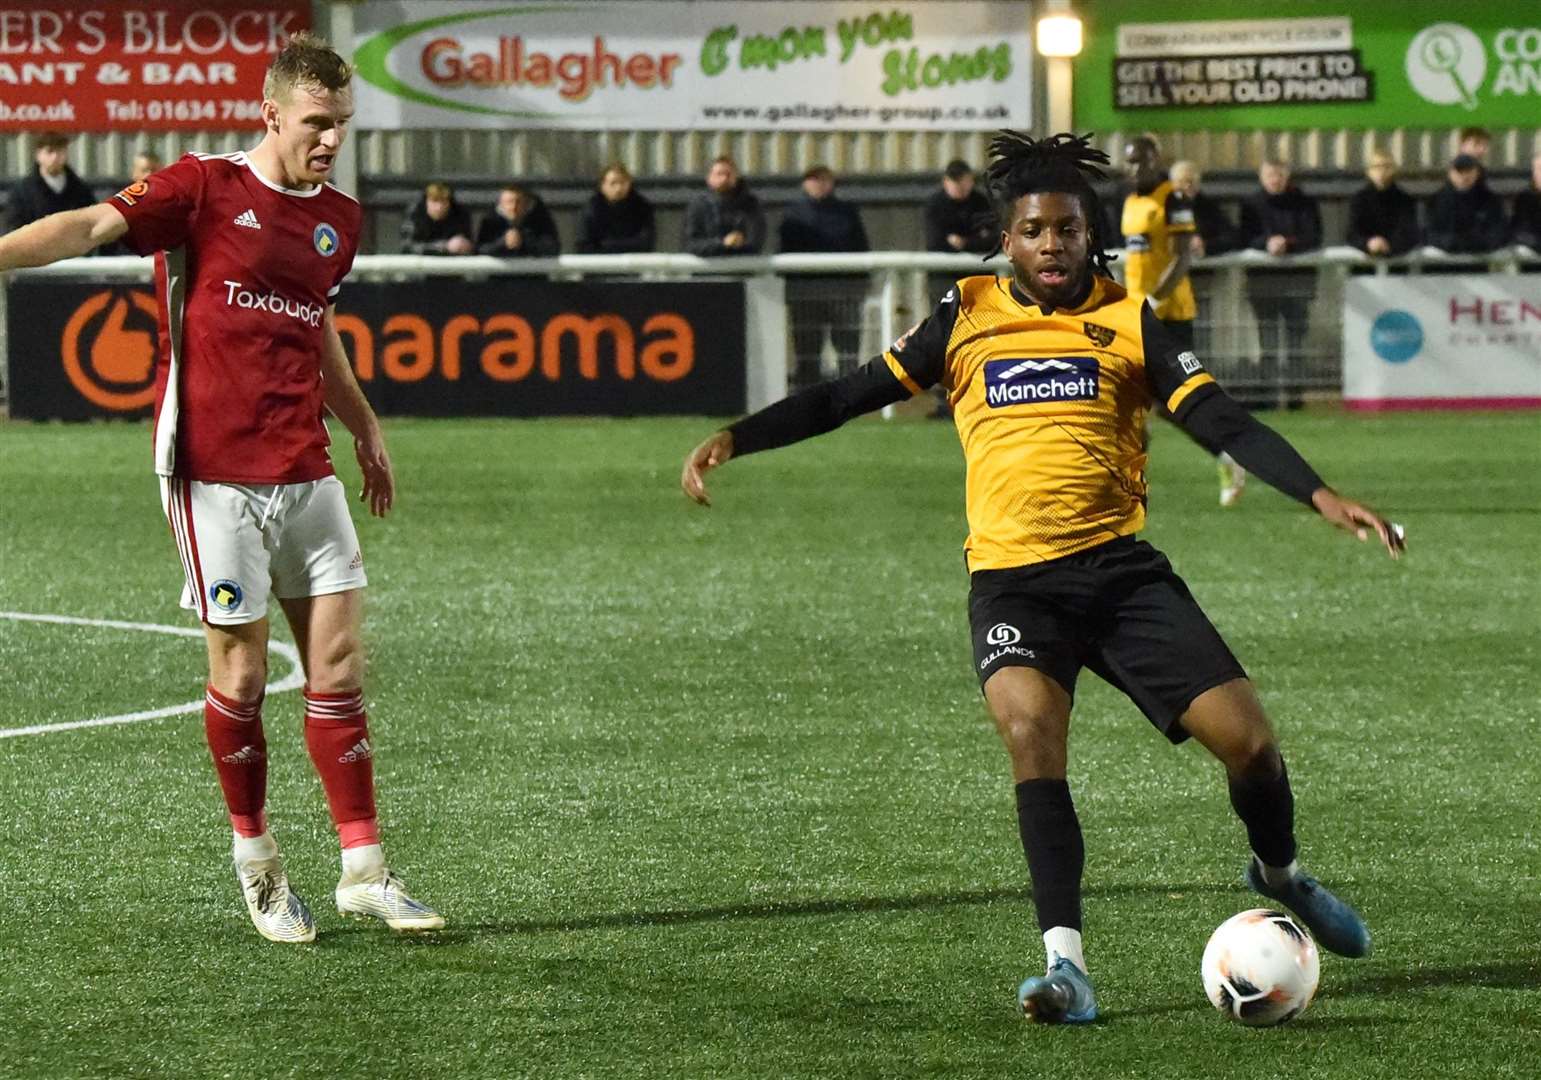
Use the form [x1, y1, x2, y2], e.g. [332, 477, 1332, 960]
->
[1347, 150, 1420, 257]
[131, 150, 164, 183]
[401, 181, 472, 255]
[577, 163, 655, 254]
[475, 184, 560, 258]
[1425, 155, 1509, 255]
[6, 132, 97, 232]
[923, 159, 996, 255]
[683, 156, 765, 256]
[1511, 151, 1541, 251]
[778, 164, 870, 390]
[1169, 160, 1239, 256]
[1457, 126, 1492, 170]
[1240, 160, 1321, 410]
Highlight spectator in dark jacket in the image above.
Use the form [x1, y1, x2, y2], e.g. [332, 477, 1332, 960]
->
[475, 184, 560, 257]
[778, 165, 870, 389]
[1511, 151, 1541, 251]
[1347, 151, 1420, 257]
[1425, 155, 1509, 254]
[1240, 160, 1321, 409]
[683, 156, 765, 256]
[6, 132, 96, 232]
[1170, 160, 1239, 256]
[577, 163, 654, 254]
[923, 159, 995, 254]
[401, 182, 473, 255]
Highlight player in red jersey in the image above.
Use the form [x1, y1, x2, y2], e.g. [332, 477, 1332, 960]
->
[0, 33, 441, 942]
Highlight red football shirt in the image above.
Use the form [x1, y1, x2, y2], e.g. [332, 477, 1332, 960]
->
[110, 151, 361, 483]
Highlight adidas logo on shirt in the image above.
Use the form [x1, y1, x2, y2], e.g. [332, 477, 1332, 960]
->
[221, 745, 265, 765]
[234, 209, 262, 229]
[338, 738, 373, 764]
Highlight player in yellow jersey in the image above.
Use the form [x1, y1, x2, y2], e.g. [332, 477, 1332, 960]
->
[1123, 135, 1247, 507]
[681, 132, 1403, 1024]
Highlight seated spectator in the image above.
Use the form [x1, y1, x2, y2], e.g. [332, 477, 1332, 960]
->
[131, 150, 163, 183]
[577, 163, 655, 254]
[1169, 160, 1239, 256]
[1425, 155, 1508, 254]
[401, 181, 473, 255]
[6, 132, 96, 232]
[1347, 151, 1420, 257]
[1510, 151, 1541, 251]
[778, 165, 870, 390]
[475, 184, 560, 257]
[683, 156, 765, 256]
[1457, 125, 1492, 170]
[923, 159, 996, 253]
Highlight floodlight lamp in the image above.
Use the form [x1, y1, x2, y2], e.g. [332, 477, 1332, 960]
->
[1037, 15, 1083, 58]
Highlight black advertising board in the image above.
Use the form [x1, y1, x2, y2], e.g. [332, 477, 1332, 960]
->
[6, 278, 747, 420]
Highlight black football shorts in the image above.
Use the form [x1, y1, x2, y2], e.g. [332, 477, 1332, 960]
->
[968, 536, 1246, 742]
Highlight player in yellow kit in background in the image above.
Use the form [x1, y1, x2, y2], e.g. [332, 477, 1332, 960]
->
[1123, 135, 1246, 507]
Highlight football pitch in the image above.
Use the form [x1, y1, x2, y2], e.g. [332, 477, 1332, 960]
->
[1, 411, 1537, 1079]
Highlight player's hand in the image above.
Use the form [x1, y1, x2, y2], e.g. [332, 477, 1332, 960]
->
[355, 430, 395, 518]
[1311, 488, 1404, 559]
[681, 430, 734, 507]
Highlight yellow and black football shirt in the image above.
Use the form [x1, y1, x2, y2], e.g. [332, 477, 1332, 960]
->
[1121, 180, 1196, 322]
[882, 274, 1214, 570]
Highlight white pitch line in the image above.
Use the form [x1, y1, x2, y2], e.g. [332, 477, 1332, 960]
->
[0, 612, 304, 739]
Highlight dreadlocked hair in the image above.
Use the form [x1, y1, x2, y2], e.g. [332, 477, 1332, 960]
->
[984, 131, 1116, 277]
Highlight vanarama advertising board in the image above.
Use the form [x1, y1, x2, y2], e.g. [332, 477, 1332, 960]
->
[1075, 1, 1541, 130]
[349, 0, 1031, 130]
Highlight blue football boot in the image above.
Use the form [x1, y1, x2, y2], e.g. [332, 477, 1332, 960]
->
[1017, 957, 1098, 1024]
[1245, 858, 1372, 958]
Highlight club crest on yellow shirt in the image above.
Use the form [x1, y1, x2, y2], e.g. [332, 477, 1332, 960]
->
[1082, 322, 1116, 348]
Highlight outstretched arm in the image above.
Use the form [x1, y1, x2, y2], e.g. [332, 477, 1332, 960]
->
[321, 306, 394, 518]
[681, 358, 910, 506]
[1177, 388, 1405, 558]
[0, 203, 128, 270]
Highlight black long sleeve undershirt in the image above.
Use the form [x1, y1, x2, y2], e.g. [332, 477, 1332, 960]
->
[726, 359, 1325, 510]
[727, 357, 908, 456]
[1175, 386, 1324, 506]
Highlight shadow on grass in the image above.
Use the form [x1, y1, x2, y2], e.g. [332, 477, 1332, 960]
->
[322, 880, 1238, 945]
[1336, 961, 1541, 996]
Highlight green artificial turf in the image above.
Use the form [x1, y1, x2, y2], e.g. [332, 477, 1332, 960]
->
[1, 411, 1537, 1078]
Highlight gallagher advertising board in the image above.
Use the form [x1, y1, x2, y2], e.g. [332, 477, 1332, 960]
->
[349, 0, 1031, 130]
[0, 1, 310, 131]
[1075, 2, 1541, 130]
[5, 278, 747, 420]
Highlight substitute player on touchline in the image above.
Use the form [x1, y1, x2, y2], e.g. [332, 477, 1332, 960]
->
[682, 132, 1402, 1023]
[0, 32, 441, 942]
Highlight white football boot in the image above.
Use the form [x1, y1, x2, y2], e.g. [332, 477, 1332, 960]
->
[235, 854, 316, 944]
[336, 867, 444, 931]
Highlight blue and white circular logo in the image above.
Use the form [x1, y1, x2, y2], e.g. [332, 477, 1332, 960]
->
[1370, 310, 1423, 363]
[313, 223, 339, 257]
[208, 579, 244, 612]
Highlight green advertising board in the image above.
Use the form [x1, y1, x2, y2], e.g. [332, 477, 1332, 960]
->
[1074, 1, 1541, 130]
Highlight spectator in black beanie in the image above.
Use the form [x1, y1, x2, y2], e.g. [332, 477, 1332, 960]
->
[1425, 154, 1509, 254]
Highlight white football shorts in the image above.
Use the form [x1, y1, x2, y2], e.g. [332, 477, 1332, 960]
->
[160, 475, 367, 625]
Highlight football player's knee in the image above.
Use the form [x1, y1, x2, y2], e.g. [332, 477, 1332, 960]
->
[1234, 741, 1283, 781]
[307, 633, 363, 692]
[993, 706, 1065, 760]
[212, 659, 267, 702]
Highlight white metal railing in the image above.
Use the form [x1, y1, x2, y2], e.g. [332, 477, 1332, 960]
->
[5, 247, 1539, 411]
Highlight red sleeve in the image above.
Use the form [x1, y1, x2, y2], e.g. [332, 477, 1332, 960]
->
[108, 155, 205, 256]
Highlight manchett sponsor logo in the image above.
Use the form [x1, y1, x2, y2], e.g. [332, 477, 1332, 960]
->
[984, 356, 1099, 407]
[223, 280, 324, 327]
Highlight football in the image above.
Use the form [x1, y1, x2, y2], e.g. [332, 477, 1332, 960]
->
[1201, 909, 1321, 1027]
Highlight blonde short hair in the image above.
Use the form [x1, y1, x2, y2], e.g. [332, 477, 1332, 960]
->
[263, 31, 351, 102]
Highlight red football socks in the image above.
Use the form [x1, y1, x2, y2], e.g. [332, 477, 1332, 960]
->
[303, 687, 380, 849]
[203, 685, 268, 838]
